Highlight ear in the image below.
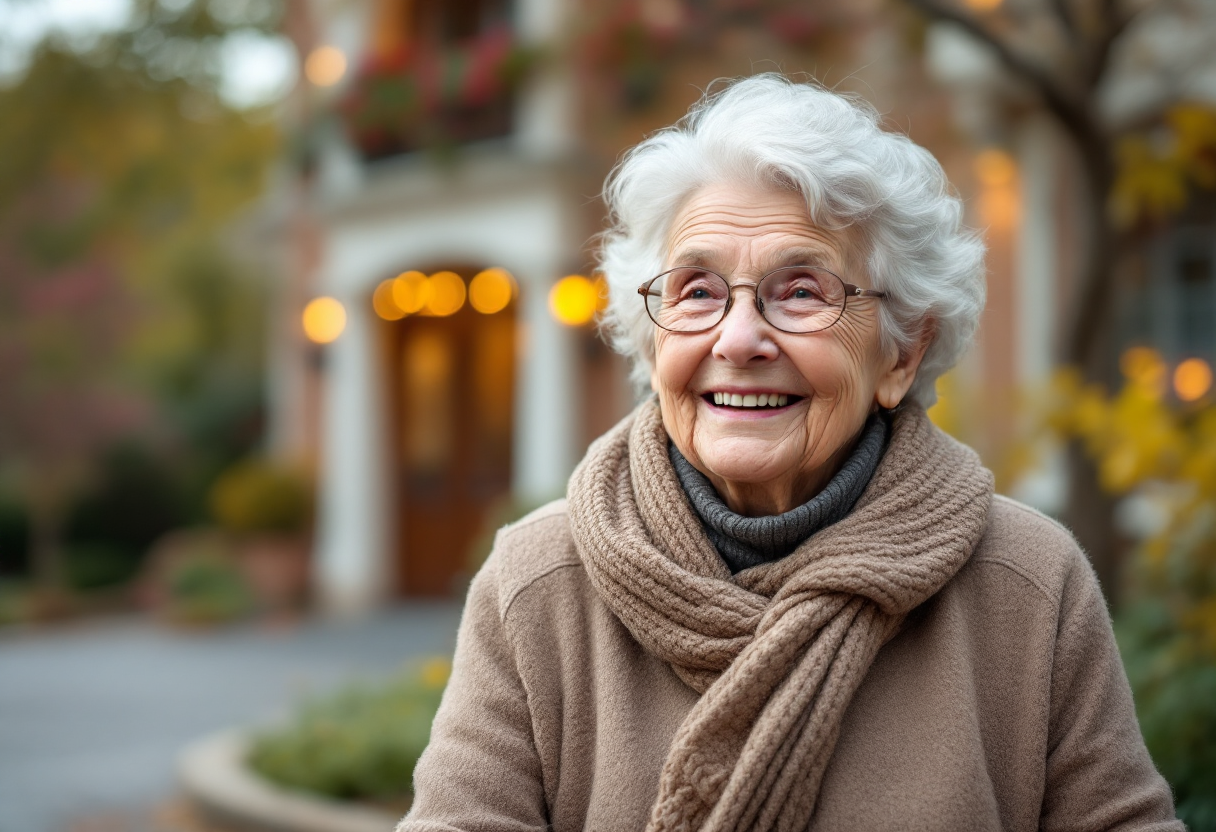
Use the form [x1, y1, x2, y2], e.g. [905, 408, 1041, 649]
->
[875, 321, 934, 409]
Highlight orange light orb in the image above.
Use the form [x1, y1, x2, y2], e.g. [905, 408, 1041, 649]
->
[975, 149, 1016, 187]
[303, 297, 346, 343]
[424, 271, 467, 317]
[305, 45, 347, 87]
[1174, 358, 1213, 402]
[469, 268, 516, 314]
[1120, 346, 1167, 393]
[373, 279, 406, 321]
[392, 271, 429, 314]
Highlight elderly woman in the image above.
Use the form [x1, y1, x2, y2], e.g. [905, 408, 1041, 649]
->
[400, 75, 1180, 831]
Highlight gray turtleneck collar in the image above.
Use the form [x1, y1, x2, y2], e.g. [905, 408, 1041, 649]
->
[669, 412, 889, 574]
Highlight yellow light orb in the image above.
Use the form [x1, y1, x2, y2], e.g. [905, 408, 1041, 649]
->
[975, 149, 1016, 187]
[1120, 346, 1167, 392]
[424, 271, 467, 317]
[305, 45, 347, 87]
[1174, 358, 1213, 402]
[593, 275, 610, 312]
[373, 278, 406, 321]
[392, 271, 429, 314]
[469, 268, 515, 314]
[302, 296, 346, 344]
[979, 188, 1020, 228]
[550, 275, 599, 327]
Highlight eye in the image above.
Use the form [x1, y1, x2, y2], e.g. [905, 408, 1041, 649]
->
[784, 280, 827, 302]
[672, 270, 725, 302]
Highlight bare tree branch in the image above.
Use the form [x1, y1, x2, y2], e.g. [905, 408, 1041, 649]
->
[904, 0, 1100, 146]
[1051, 0, 1080, 40]
[1085, 0, 1160, 90]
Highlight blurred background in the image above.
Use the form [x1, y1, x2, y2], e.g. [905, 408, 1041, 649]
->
[1, 0, 1214, 829]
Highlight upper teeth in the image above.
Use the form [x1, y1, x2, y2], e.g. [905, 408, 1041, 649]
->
[713, 392, 789, 407]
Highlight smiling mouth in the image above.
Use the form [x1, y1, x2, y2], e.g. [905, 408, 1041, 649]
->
[704, 392, 801, 409]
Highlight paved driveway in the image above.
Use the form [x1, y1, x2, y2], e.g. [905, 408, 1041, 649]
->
[0, 603, 462, 832]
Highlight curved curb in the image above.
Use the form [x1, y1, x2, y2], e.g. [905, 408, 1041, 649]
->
[178, 730, 401, 832]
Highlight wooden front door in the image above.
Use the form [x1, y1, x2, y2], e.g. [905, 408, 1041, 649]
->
[386, 268, 516, 597]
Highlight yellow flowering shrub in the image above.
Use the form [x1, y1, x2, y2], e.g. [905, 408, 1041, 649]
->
[1018, 363, 1216, 822]
[1111, 104, 1216, 229]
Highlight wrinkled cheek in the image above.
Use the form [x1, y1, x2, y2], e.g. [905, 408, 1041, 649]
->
[652, 347, 698, 451]
[653, 336, 703, 407]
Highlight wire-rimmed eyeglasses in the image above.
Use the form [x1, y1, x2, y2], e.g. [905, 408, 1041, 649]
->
[637, 266, 886, 334]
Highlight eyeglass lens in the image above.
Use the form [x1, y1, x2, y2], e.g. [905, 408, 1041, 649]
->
[645, 267, 847, 333]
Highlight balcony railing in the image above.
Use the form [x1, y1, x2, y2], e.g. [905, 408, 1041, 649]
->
[338, 26, 533, 162]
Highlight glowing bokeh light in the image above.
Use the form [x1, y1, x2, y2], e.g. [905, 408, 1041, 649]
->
[593, 275, 610, 312]
[373, 278, 406, 320]
[469, 268, 516, 314]
[975, 149, 1016, 187]
[1174, 358, 1213, 402]
[550, 275, 599, 326]
[424, 271, 467, 317]
[964, 0, 1002, 10]
[302, 297, 346, 344]
[980, 189, 1020, 228]
[1120, 346, 1167, 394]
[305, 45, 347, 87]
[392, 271, 429, 314]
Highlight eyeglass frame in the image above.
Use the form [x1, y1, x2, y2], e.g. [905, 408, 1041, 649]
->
[636, 265, 887, 335]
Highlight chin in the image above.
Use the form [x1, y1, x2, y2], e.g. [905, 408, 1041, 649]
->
[692, 435, 800, 486]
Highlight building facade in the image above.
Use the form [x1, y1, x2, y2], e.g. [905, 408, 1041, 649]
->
[266, 0, 1216, 611]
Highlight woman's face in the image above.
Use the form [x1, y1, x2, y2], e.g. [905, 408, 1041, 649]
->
[651, 182, 926, 516]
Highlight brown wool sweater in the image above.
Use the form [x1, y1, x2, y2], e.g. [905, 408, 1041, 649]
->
[400, 406, 1182, 832]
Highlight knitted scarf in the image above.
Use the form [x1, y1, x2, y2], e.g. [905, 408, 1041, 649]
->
[567, 401, 993, 832]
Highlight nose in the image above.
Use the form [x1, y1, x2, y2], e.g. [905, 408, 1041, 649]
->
[711, 282, 779, 366]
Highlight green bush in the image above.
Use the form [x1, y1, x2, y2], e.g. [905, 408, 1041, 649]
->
[248, 658, 450, 803]
[1117, 600, 1216, 829]
[65, 542, 142, 590]
[0, 580, 32, 626]
[209, 459, 313, 535]
[0, 496, 30, 577]
[151, 530, 254, 625]
[1000, 371, 1216, 822]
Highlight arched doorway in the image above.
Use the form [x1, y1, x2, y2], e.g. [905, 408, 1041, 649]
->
[377, 264, 518, 597]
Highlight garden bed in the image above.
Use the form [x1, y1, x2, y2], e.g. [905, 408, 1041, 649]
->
[178, 731, 402, 832]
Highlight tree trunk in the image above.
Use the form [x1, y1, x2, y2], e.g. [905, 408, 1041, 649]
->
[902, 0, 1143, 610]
[1065, 442, 1125, 602]
[1061, 133, 1124, 606]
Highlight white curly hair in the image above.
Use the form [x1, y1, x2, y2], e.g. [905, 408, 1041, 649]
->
[597, 74, 987, 408]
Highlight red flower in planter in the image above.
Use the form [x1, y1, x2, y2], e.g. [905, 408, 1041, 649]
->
[336, 27, 533, 158]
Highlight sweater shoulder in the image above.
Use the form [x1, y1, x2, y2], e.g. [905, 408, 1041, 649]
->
[485, 498, 584, 620]
[967, 494, 1095, 606]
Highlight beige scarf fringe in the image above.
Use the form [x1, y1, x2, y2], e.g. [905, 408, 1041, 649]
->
[567, 402, 993, 832]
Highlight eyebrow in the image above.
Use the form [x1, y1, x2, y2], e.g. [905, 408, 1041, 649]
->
[669, 248, 717, 268]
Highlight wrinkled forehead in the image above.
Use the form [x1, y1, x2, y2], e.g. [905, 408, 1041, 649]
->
[663, 181, 864, 277]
